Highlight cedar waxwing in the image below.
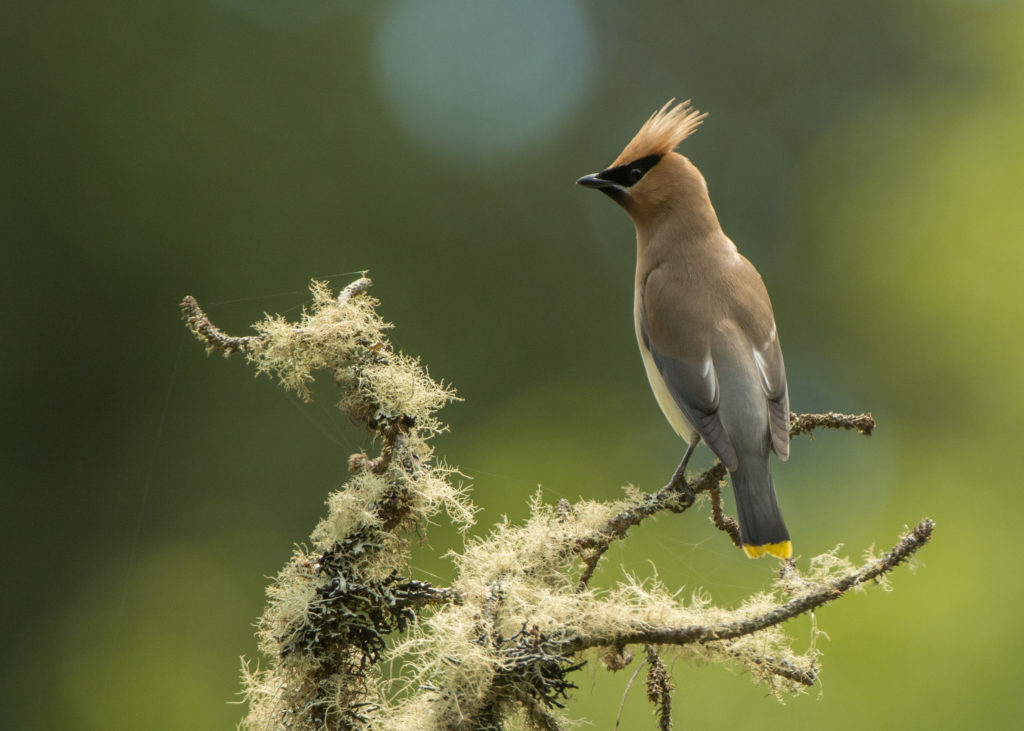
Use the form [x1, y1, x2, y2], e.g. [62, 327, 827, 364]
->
[577, 100, 792, 559]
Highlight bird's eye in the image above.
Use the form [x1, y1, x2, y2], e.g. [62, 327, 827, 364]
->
[630, 168, 643, 182]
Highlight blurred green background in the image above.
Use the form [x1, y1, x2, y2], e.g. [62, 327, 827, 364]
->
[4, 0, 1022, 728]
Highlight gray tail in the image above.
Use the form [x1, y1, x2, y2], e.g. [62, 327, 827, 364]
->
[730, 455, 791, 559]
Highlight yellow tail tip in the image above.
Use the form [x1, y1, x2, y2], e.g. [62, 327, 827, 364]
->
[742, 540, 793, 559]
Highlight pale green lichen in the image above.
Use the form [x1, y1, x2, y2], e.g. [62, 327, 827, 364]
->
[246, 281, 457, 438]
[378, 492, 824, 729]
[233, 280, 473, 731]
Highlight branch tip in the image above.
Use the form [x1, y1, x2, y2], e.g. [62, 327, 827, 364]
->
[789, 411, 875, 438]
[337, 276, 373, 305]
[179, 294, 259, 355]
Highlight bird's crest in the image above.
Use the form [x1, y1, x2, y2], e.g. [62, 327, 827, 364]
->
[612, 99, 707, 166]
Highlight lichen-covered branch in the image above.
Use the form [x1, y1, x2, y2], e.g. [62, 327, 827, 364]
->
[571, 409, 877, 584]
[708, 482, 742, 547]
[183, 276, 931, 731]
[181, 277, 374, 358]
[742, 652, 818, 687]
[181, 294, 261, 354]
[186, 278, 472, 730]
[789, 411, 875, 437]
[571, 463, 728, 557]
[644, 646, 672, 731]
[557, 519, 933, 656]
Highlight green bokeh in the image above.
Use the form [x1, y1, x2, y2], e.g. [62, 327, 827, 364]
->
[4, 1, 1022, 728]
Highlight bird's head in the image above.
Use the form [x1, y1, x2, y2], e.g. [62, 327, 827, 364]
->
[577, 100, 711, 223]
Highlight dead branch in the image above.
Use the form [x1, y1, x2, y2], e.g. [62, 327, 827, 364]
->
[180, 276, 373, 357]
[708, 482, 742, 547]
[789, 411, 875, 437]
[644, 646, 673, 731]
[560, 518, 933, 655]
[180, 294, 262, 355]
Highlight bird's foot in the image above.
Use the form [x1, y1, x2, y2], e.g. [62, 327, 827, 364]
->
[663, 472, 695, 511]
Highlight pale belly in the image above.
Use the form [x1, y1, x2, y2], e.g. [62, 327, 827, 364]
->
[638, 342, 698, 443]
[634, 298, 698, 443]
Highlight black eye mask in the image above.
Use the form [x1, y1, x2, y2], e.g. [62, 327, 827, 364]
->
[595, 153, 662, 187]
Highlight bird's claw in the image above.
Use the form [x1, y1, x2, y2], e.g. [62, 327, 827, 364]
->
[663, 473, 695, 511]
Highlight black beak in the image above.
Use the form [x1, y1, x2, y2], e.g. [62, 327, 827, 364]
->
[576, 173, 613, 189]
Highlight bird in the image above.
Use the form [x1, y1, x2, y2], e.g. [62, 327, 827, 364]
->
[577, 100, 792, 559]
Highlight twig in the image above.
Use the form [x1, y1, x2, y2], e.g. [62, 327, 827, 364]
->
[573, 462, 728, 556]
[789, 411, 875, 438]
[741, 652, 818, 687]
[562, 518, 934, 655]
[644, 646, 673, 731]
[337, 276, 373, 305]
[180, 276, 374, 357]
[708, 482, 742, 547]
[180, 295, 263, 355]
[615, 655, 648, 730]
[577, 546, 609, 591]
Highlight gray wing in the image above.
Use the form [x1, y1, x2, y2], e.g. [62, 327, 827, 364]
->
[639, 310, 740, 471]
